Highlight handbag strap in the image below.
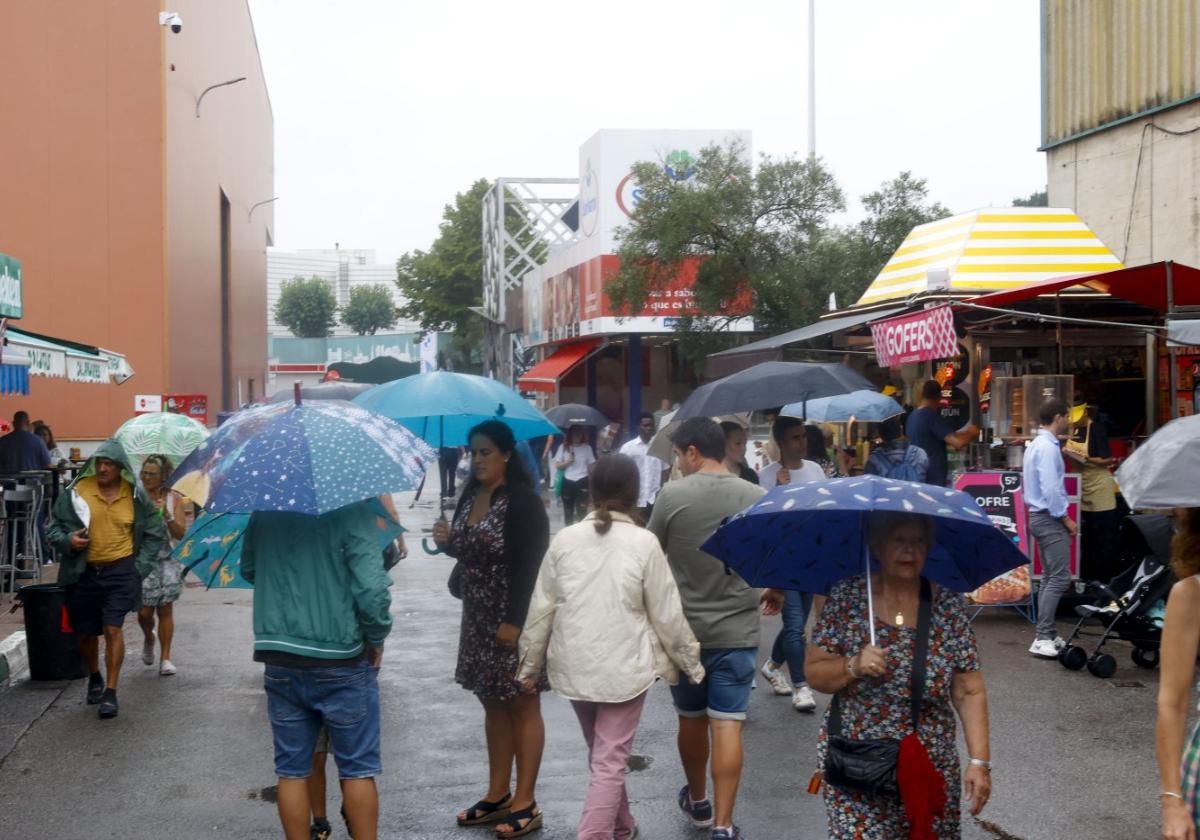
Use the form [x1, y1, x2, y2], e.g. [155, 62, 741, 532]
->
[830, 577, 934, 736]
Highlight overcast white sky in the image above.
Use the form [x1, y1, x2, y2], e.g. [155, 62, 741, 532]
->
[248, 0, 1046, 265]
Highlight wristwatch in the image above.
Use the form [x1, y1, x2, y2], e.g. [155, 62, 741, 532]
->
[968, 758, 992, 771]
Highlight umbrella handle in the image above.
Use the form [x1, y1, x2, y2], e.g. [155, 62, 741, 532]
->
[422, 537, 444, 556]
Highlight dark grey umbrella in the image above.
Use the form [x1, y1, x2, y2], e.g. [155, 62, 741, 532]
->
[545, 403, 610, 429]
[269, 381, 374, 403]
[673, 362, 873, 421]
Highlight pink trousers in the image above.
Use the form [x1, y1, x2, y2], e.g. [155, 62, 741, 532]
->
[570, 691, 648, 840]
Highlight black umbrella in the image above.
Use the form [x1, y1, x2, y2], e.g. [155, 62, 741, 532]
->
[269, 381, 374, 403]
[673, 362, 873, 421]
[545, 403, 610, 429]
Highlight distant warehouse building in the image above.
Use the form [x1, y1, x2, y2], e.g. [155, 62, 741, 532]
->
[1044, 0, 1200, 266]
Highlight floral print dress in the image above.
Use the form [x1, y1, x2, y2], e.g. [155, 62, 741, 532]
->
[450, 490, 548, 701]
[813, 576, 980, 839]
[142, 492, 184, 607]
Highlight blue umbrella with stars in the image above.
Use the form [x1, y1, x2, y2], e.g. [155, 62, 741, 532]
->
[701, 475, 1027, 645]
[168, 397, 434, 515]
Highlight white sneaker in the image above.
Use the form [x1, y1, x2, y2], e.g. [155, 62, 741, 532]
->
[1052, 636, 1067, 651]
[760, 661, 792, 695]
[792, 684, 817, 712]
[1028, 639, 1060, 659]
[159, 660, 177, 676]
[141, 636, 155, 666]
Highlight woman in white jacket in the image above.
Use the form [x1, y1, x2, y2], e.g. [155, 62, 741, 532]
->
[518, 454, 704, 840]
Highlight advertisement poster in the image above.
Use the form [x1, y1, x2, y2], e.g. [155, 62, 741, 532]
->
[165, 393, 208, 427]
[955, 471, 1033, 605]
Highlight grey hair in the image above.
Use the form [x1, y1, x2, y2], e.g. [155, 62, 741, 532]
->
[867, 511, 935, 552]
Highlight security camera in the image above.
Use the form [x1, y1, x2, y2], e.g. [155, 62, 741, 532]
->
[159, 11, 183, 33]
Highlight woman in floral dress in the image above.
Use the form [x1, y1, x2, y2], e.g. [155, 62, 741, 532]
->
[432, 420, 551, 837]
[136, 455, 189, 676]
[807, 512, 993, 839]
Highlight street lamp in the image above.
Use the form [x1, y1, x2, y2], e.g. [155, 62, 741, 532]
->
[196, 77, 246, 118]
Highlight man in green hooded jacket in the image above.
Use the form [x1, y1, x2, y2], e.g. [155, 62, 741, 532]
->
[48, 438, 166, 719]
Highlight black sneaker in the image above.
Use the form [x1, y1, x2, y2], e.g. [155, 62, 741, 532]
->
[678, 785, 714, 829]
[86, 673, 105, 705]
[310, 818, 331, 840]
[98, 689, 118, 719]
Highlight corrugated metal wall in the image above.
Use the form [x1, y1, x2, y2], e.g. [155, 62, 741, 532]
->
[1043, 0, 1200, 146]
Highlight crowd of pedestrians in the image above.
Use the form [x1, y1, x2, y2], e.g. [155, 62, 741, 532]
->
[28, 384, 1200, 840]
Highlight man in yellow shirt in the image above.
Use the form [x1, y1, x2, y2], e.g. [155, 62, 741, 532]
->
[48, 439, 165, 719]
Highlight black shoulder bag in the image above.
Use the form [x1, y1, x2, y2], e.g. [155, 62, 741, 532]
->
[824, 577, 932, 798]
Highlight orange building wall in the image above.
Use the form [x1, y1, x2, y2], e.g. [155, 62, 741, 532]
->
[0, 0, 272, 438]
[0, 0, 166, 438]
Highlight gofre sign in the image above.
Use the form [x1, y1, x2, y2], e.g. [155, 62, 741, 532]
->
[0, 255, 23, 319]
[871, 304, 958, 367]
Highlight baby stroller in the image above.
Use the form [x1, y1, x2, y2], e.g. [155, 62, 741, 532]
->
[1058, 514, 1175, 678]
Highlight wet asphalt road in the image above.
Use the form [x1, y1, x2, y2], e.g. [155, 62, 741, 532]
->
[0, 490, 1165, 839]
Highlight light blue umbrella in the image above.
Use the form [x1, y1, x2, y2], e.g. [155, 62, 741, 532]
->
[780, 389, 903, 423]
[353, 371, 558, 448]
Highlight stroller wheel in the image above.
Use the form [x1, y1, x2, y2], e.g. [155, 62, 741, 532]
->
[1132, 648, 1160, 669]
[1059, 645, 1087, 670]
[1087, 653, 1118, 679]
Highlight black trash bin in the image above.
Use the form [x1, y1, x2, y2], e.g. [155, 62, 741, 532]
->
[16, 584, 85, 681]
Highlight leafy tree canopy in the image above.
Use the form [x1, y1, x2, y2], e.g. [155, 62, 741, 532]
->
[607, 142, 950, 369]
[341, 284, 398, 335]
[1012, 189, 1049, 207]
[275, 275, 338, 338]
[396, 179, 489, 371]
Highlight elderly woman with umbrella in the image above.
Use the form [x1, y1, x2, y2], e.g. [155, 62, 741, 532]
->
[114, 412, 210, 676]
[703, 476, 1015, 839]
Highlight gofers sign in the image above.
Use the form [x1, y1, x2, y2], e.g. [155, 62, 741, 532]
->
[871, 304, 958, 368]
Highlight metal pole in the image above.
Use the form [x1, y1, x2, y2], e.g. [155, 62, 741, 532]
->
[1145, 331, 1158, 435]
[808, 0, 816, 158]
[1168, 262, 1180, 420]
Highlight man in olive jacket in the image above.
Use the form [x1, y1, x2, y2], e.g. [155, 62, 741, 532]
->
[48, 438, 166, 719]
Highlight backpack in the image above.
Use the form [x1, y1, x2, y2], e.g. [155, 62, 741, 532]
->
[868, 444, 927, 483]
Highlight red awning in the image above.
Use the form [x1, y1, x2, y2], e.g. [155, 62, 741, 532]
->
[517, 339, 602, 393]
[965, 261, 1200, 312]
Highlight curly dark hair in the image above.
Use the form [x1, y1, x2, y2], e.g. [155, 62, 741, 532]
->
[1171, 508, 1200, 579]
[461, 419, 532, 493]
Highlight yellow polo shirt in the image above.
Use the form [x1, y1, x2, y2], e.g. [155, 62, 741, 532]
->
[75, 476, 135, 565]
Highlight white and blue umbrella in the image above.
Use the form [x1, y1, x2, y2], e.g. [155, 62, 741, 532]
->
[780, 389, 903, 423]
[1116, 414, 1200, 509]
[168, 400, 434, 515]
[702, 475, 1027, 644]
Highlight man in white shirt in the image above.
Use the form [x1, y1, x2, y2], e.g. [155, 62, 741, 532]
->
[757, 416, 825, 489]
[619, 412, 669, 520]
[1023, 398, 1077, 659]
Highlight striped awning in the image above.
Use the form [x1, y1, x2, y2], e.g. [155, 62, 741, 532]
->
[855, 207, 1124, 306]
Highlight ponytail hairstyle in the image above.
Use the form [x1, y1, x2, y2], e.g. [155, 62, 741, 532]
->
[588, 454, 641, 535]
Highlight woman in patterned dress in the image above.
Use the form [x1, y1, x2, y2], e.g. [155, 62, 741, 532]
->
[1155, 508, 1200, 839]
[432, 420, 551, 837]
[807, 511, 993, 839]
[136, 454, 188, 676]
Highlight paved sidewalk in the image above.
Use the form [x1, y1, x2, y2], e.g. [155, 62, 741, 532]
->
[0, 490, 1164, 838]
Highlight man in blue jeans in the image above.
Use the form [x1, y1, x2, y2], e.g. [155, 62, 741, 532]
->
[242, 500, 393, 840]
[649, 418, 775, 840]
[1023, 398, 1076, 659]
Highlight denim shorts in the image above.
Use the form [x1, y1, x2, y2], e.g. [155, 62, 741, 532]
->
[263, 661, 381, 780]
[669, 647, 757, 721]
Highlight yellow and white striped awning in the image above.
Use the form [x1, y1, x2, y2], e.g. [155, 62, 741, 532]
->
[855, 207, 1123, 306]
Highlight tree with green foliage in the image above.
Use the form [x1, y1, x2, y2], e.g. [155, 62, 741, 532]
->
[1012, 189, 1049, 207]
[606, 143, 951, 371]
[396, 179, 489, 371]
[341, 284, 398, 335]
[275, 275, 338, 338]
[606, 141, 845, 346]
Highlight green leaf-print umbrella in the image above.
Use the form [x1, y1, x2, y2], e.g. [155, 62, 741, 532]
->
[114, 412, 209, 465]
